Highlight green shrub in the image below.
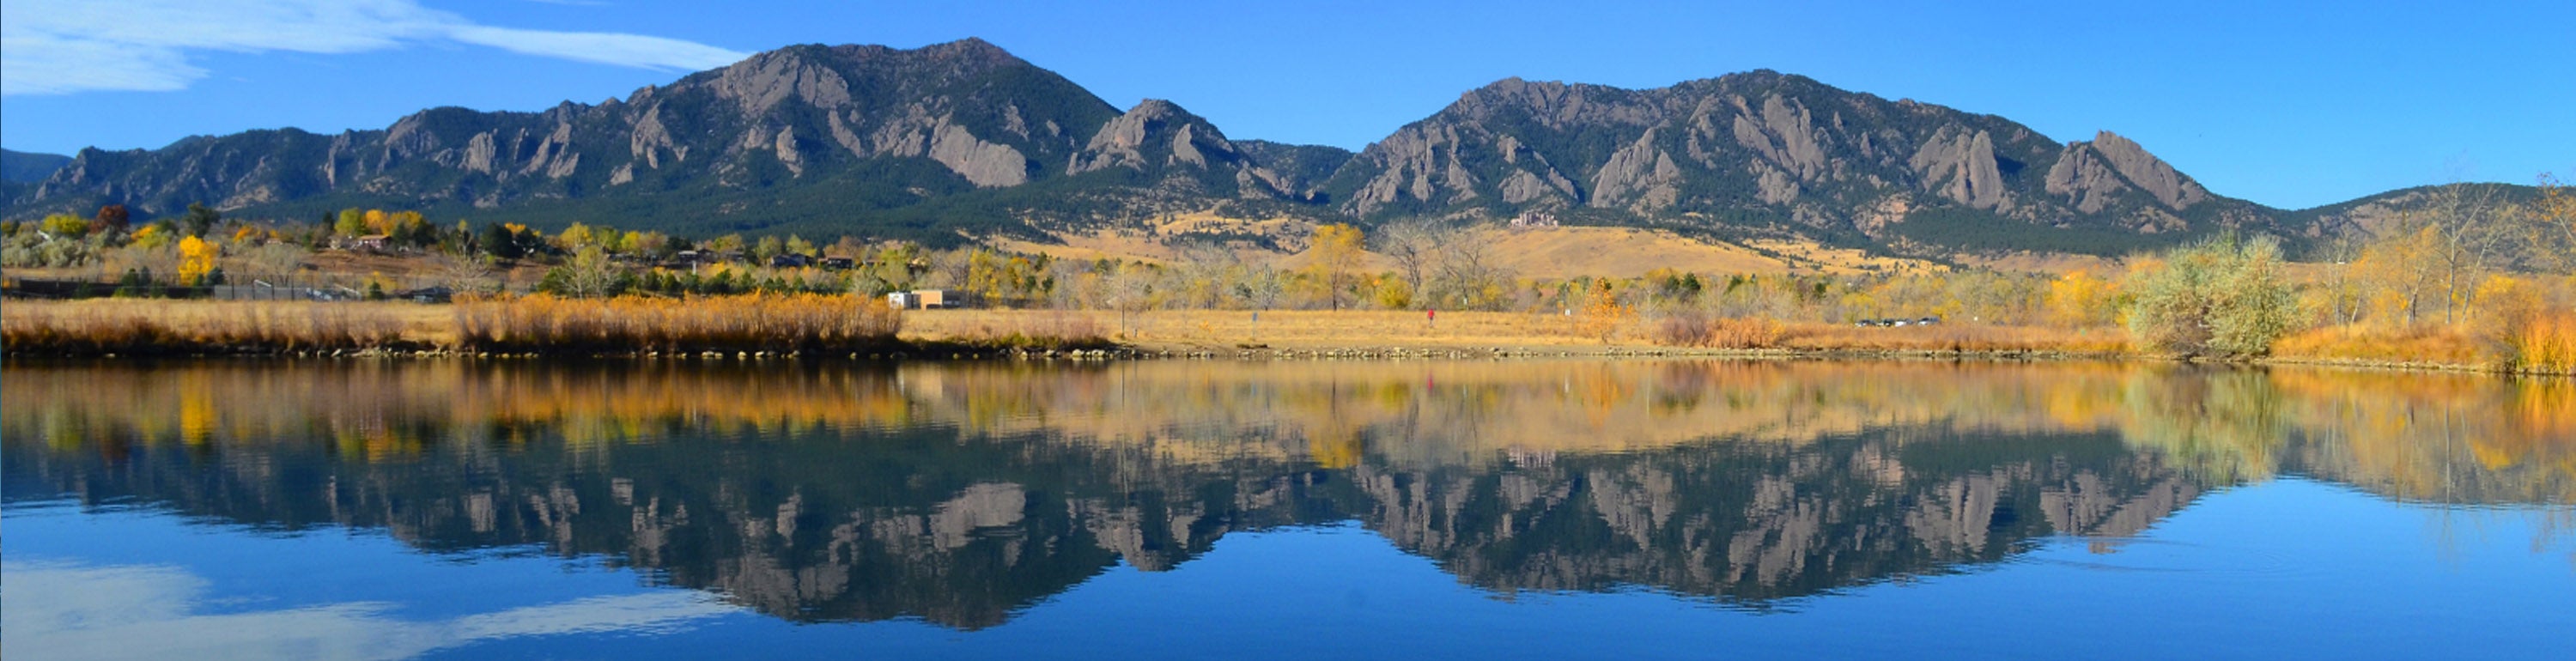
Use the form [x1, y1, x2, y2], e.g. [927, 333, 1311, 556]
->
[2124, 234, 2297, 357]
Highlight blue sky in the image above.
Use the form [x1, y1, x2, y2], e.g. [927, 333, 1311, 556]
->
[2, 0, 2566, 209]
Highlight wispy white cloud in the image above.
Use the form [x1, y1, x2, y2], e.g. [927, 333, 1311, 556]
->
[2, 560, 741, 661]
[447, 26, 750, 71]
[0, 0, 747, 95]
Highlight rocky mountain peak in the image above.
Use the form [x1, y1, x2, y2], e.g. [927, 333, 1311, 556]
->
[1455, 77, 1662, 130]
[2087, 130, 2206, 209]
[908, 37, 1021, 65]
[702, 46, 857, 114]
[2043, 130, 2208, 220]
[1072, 99, 1239, 173]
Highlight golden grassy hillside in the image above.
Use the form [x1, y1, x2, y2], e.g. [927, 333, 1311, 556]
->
[994, 221, 1935, 278]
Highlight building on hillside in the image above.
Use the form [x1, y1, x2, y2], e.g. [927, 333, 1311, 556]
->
[1509, 212, 1559, 229]
[348, 234, 391, 252]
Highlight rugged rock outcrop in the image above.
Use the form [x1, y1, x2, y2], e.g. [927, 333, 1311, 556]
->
[2044, 130, 2209, 229]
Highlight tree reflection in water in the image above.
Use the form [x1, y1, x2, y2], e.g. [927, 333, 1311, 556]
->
[5, 360, 2570, 628]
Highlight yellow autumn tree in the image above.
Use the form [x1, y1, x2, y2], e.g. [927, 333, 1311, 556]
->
[556, 223, 598, 252]
[177, 235, 219, 286]
[39, 213, 90, 235]
[2470, 275, 2543, 339]
[388, 210, 425, 238]
[1370, 274, 1414, 310]
[1303, 223, 1365, 311]
[2045, 270, 2117, 328]
[1577, 280, 1633, 343]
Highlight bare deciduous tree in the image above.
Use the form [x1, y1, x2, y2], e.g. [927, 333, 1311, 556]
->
[2410, 184, 2528, 324]
[431, 251, 500, 293]
[234, 242, 310, 280]
[1174, 240, 1239, 309]
[1428, 225, 1516, 311]
[1373, 219, 1443, 306]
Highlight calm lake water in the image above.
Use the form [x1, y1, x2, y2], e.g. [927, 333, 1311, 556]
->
[4, 359, 2572, 660]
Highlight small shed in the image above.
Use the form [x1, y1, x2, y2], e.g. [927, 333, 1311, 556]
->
[888, 289, 964, 310]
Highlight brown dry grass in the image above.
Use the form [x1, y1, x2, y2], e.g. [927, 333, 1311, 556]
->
[927, 309, 1115, 349]
[2271, 324, 2504, 369]
[1653, 314, 1785, 349]
[2, 295, 902, 356]
[903, 308, 1617, 351]
[2, 299, 428, 355]
[1959, 252, 2125, 275]
[453, 294, 902, 355]
[904, 308, 2131, 355]
[1771, 322, 2133, 354]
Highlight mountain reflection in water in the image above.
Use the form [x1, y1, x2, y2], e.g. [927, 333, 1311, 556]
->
[4, 360, 2570, 629]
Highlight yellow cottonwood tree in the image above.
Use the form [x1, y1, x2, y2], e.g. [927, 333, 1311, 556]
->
[176, 235, 218, 286]
[1304, 223, 1365, 311]
[2045, 270, 2116, 328]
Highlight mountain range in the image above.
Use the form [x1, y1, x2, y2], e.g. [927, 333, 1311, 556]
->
[0, 39, 2505, 257]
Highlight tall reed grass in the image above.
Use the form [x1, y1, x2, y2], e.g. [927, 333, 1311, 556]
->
[2, 300, 407, 355]
[2511, 312, 2576, 375]
[452, 294, 902, 355]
